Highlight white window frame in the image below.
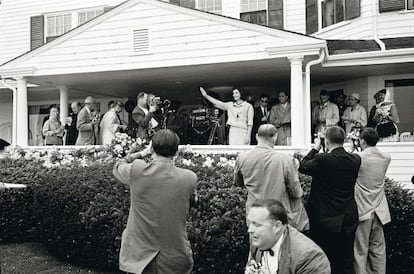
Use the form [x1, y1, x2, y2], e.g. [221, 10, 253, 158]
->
[44, 6, 105, 42]
[406, 0, 414, 10]
[317, 0, 348, 31]
[196, 0, 223, 15]
[241, 0, 268, 13]
[77, 7, 105, 25]
[45, 12, 73, 39]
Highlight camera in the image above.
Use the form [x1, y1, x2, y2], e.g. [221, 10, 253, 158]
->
[148, 95, 171, 110]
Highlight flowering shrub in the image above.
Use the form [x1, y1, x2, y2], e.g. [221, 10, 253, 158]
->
[0, 148, 413, 273]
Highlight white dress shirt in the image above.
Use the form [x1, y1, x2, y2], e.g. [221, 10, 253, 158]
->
[261, 233, 285, 274]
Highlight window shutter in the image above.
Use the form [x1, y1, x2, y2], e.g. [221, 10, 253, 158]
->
[306, 0, 318, 34]
[379, 0, 405, 12]
[30, 15, 44, 50]
[170, 0, 195, 8]
[345, 0, 361, 19]
[268, 0, 284, 29]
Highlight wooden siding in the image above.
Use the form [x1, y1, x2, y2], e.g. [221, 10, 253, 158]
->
[4, 2, 320, 76]
[285, 0, 306, 34]
[376, 11, 414, 38]
[0, 0, 123, 65]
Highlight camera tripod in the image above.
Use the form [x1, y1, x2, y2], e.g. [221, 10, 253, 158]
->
[207, 119, 220, 145]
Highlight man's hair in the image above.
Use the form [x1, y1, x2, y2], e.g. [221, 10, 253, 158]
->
[72, 101, 82, 108]
[49, 106, 59, 113]
[278, 90, 289, 97]
[152, 129, 180, 157]
[251, 199, 288, 224]
[108, 100, 115, 109]
[113, 101, 123, 108]
[85, 96, 95, 104]
[320, 90, 329, 97]
[360, 127, 379, 146]
[260, 94, 269, 99]
[325, 126, 345, 145]
[137, 92, 147, 100]
[257, 124, 277, 139]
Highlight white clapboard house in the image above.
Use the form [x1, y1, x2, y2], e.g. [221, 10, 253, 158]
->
[0, 0, 413, 185]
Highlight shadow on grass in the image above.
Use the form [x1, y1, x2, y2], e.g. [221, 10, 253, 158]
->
[0, 242, 122, 274]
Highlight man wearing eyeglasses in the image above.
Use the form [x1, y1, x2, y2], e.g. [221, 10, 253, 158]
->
[251, 94, 270, 145]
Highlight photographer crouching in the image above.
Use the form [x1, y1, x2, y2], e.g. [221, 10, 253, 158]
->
[131, 92, 160, 141]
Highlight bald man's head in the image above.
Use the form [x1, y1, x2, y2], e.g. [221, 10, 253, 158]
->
[256, 124, 278, 145]
[84, 96, 96, 111]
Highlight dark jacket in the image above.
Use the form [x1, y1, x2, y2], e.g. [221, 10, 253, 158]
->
[65, 112, 78, 145]
[250, 225, 331, 274]
[251, 106, 269, 145]
[131, 106, 158, 140]
[298, 147, 361, 233]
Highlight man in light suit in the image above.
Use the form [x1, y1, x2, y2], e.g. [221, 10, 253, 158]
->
[353, 128, 391, 274]
[245, 199, 330, 274]
[113, 129, 197, 274]
[76, 96, 99, 145]
[299, 126, 361, 274]
[312, 90, 340, 137]
[269, 91, 291, 145]
[235, 124, 308, 231]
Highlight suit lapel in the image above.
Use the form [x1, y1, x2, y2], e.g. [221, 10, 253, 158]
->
[278, 228, 291, 274]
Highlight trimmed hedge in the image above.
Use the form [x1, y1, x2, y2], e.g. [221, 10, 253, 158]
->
[1, 153, 413, 274]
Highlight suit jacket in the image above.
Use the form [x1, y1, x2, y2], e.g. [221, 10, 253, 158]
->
[113, 157, 197, 274]
[250, 225, 331, 274]
[65, 112, 78, 145]
[235, 146, 308, 231]
[299, 147, 361, 233]
[251, 106, 270, 144]
[312, 102, 340, 133]
[354, 147, 391, 224]
[75, 107, 96, 145]
[132, 106, 156, 140]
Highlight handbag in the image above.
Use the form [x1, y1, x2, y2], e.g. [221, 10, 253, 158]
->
[376, 122, 397, 138]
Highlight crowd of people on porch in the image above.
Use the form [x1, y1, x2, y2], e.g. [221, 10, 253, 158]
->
[38, 86, 401, 147]
[112, 125, 393, 274]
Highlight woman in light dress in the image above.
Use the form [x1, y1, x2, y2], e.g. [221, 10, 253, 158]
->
[100, 101, 127, 145]
[42, 106, 65, 145]
[200, 87, 253, 145]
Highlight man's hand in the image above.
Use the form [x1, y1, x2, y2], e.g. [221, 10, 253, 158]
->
[200, 87, 207, 97]
[245, 260, 262, 274]
[314, 135, 323, 151]
[141, 141, 152, 157]
[244, 135, 251, 145]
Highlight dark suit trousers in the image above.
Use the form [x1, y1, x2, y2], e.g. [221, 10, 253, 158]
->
[310, 224, 356, 274]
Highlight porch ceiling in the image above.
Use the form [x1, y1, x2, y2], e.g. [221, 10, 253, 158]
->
[24, 58, 291, 101]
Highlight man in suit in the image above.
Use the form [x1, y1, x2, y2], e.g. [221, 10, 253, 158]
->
[251, 94, 270, 145]
[75, 96, 99, 145]
[235, 124, 308, 231]
[312, 90, 340, 138]
[65, 101, 81, 145]
[299, 126, 361, 274]
[353, 128, 391, 274]
[269, 91, 291, 145]
[132, 92, 159, 140]
[245, 199, 330, 274]
[113, 129, 197, 274]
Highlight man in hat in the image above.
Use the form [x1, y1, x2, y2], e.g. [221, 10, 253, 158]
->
[342, 93, 367, 134]
[312, 90, 340, 137]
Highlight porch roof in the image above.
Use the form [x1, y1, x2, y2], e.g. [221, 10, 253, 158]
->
[0, 0, 325, 79]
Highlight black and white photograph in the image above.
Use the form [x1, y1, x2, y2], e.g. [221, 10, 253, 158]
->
[0, 0, 413, 273]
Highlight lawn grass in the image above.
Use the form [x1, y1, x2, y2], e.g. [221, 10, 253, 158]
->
[0, 242, 120, 274]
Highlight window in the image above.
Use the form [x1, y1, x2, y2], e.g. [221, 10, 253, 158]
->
[322, 0, 344, 28]
[46, 13, 72, 38]
[78, 8, 104, 25]
[379, 0, 414, 12]
[240, 10, 267, 25]
[197, 0, 222, 14]
[241, 0, 267, 13]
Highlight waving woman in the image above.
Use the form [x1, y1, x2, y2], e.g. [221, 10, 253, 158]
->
[200, 87, 253, 145]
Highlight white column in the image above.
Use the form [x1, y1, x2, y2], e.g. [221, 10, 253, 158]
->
[288, 56, 305, 148]
[59, 86, 69, 122]
[12, 87, 18, 145]
[303, 72, 312, 147]
[15, 76, 28, 146]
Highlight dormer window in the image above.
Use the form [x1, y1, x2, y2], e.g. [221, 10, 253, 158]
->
[379, 0, 414, 12]
[197, 0, 222, 14]
[46, 13, 72, 42]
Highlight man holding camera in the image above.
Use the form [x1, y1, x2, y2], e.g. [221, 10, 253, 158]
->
[132, 92, 159, 140]
[299, 126, 361, 274]
[76, 96, 100, 145]
[353, 128, 391, 274]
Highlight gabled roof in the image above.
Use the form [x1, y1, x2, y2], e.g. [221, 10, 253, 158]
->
[0, 0, 325, 72]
